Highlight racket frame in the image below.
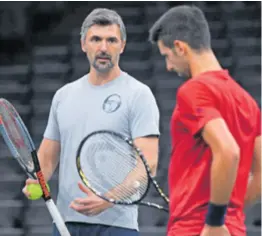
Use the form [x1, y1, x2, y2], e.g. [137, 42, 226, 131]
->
[76, 130, 169, 212]
[0, 98, 71, 236]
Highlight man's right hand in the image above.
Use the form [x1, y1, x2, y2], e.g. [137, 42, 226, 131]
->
[22, 178, 39, 199]
[200, 224, 231, 236]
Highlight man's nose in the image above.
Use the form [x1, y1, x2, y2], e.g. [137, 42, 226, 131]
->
[100, 41, 108, 52]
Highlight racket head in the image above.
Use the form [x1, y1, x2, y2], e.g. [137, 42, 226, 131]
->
[0, 98, 36, 179]
[76, 130, 151, 205]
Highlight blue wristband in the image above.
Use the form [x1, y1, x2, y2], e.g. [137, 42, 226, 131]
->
[205, 202, 227, 226]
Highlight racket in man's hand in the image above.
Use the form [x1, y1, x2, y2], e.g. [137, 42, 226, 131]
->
[0, 98, 71, 236]
[76, 130, 169, 212]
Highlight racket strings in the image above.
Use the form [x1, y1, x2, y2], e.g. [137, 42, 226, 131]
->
[79, 133, 149, 203]
[0, 102, 34, 171]
[82, 136, 137, 190]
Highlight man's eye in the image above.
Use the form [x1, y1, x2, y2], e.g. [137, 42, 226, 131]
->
[108, 38, 117, 43]
[91, 37, 101, 42]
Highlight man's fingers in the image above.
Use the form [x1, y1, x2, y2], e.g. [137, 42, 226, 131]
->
[22, 186, 31, 198]
[69, 201, 85, 211]
[70, 201, 92, 213]
[26, 178, 39, 185]
[78, 182, 93, 195]
[69, 198, 102, 216]
[69, 198, 90, 209]
[22, 178, 39, 199]
[72, 198, 91, 206]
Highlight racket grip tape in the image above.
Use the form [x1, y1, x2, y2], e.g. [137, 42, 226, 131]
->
[31, 150, 51, 200]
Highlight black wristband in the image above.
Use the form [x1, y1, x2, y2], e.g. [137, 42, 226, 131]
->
[205, 202, 227, 226]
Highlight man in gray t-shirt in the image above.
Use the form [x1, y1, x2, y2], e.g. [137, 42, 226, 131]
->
[23, 8, 160, 236]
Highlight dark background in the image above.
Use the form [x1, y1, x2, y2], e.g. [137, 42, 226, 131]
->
[0, 1, 260, 236]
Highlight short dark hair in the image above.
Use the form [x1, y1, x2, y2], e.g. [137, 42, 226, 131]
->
[149, 5, 211, 50]
[81, 8, 126, 41]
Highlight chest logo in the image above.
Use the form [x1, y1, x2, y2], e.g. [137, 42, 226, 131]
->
[102, 94, 121, 113]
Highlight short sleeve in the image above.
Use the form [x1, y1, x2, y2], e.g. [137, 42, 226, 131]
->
[43, 91, 61, 141]
[129, 86, 160, 139]
[177, 81, 221, 136]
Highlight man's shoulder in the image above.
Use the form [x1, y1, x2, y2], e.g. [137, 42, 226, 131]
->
[121, 72, 152, 94]
[178, 75, 217, 96]
[55, 75, 86, 98]
[177, 79, 199, 98]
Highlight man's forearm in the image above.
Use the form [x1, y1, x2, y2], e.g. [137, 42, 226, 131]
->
[37, 153, 58, 182]
[202, 119, 240, 226]
[35, 139, 60, 182]
[210, 151, 240, 204]
[245, 136, 261, 207]
[245, 173, 261, 207]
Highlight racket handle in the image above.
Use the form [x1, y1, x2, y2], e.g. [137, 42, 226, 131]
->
[45, 199, 71, 236]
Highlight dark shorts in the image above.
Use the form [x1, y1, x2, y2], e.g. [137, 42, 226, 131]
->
[52, 222, 139, 236]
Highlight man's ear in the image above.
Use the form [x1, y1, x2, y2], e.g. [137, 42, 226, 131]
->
[174, 40, 188, 57]
[81, 39, 86, 53]
[120, 40, 126, 54]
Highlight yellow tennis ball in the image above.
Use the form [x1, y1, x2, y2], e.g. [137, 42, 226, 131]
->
[27, 183, 50, 200]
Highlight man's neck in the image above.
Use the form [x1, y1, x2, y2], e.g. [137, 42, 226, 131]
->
[88, 67, 122, 85]
[189, 50, 222, 78]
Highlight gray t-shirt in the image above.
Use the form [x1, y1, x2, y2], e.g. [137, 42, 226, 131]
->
[44, 71, 160, 230]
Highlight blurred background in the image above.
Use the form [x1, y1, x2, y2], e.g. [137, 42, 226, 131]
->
[0, 1, 260, 236]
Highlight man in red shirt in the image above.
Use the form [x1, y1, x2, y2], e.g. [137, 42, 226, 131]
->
[149, 5, 261, 236]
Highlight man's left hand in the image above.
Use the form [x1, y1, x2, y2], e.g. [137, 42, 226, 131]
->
[69, 182, 113, 216]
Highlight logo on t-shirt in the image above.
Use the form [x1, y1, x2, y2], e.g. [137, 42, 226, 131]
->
[103, 94, 121, 113]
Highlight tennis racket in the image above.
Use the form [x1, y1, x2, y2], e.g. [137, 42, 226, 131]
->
[76, 130, 169, 212]
[0, 98, 71, 236]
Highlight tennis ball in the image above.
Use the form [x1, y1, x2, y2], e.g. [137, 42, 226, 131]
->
[27, 183, 50, 200]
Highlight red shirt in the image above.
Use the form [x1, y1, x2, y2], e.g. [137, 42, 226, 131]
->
[168, 70, 261, 236]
